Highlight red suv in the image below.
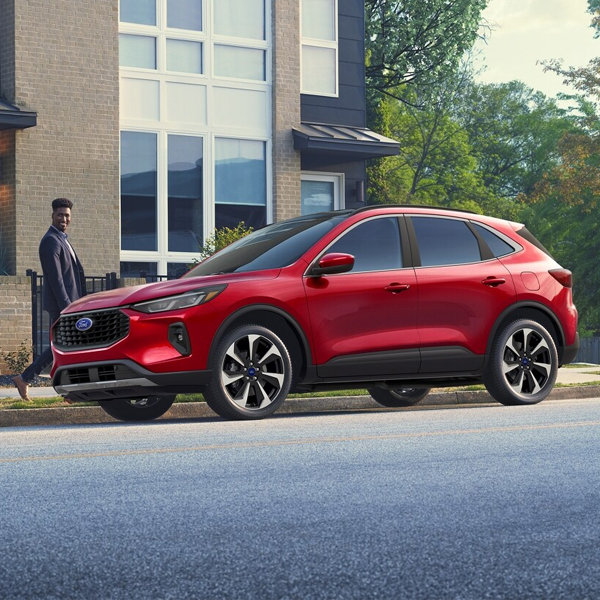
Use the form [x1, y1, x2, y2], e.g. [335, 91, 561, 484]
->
[51, 206, 579, 421]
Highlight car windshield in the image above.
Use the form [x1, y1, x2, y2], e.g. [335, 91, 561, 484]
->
[183, 211, 352, 277]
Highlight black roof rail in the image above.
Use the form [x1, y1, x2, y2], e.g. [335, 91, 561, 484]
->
[353, 204, 477, 215]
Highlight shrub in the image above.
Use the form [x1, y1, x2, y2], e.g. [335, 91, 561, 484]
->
[1, 341, 32, 374]
[196, 222, 254, 263]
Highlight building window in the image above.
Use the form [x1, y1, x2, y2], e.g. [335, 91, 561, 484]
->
[120, 0, 156, 26]
[214, 0, 265, 40]
[119, 34, 157, 69]
[166, 39, 203, 74]
[119, 0, 271, 276]
[120, 132, 158, 251]
[168, 135, 203, 253]
[215, 138, 267, 230]
[301, 0, 338, 96]
[301, 173, 343, 215]
[214, 45, 265, 81]
[167, 0, 202, 31]
[120, 261, 158, 280]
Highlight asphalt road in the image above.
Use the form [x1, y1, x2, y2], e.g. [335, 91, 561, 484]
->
[2, 398, 600, 600]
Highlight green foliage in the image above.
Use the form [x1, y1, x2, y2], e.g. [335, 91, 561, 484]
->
[518, 56, 600, 334]
[518, 199, 600, 335]
[453, 81, 575, 200]
[365, 0, 489, 104]
[367, 81, 508, 217]
[1, 341, 32, 374]
[588, 0, 600, 37]
[198, 222, 253, 262]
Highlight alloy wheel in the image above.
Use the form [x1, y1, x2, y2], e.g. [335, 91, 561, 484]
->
[221, 333, 286, 410]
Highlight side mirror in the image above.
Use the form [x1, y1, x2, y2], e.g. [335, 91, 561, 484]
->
[310, 252, 355, 277]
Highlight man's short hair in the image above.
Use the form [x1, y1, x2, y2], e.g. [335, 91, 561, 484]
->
[52, 198, 73, 211]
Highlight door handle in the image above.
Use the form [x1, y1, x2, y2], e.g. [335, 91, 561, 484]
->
[482, 277, 506, 287]
[385, 283, 411, 293]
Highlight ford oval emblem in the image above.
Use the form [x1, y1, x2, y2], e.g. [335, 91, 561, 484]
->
[75, 317, 93, 332]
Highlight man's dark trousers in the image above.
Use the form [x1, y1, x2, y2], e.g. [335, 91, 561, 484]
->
[21, 310, 60, 383]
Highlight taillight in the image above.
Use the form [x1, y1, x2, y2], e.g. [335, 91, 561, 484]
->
[549, 269, 573, 288]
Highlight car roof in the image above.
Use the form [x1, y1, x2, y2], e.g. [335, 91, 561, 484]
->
[352, 204, 477, 216]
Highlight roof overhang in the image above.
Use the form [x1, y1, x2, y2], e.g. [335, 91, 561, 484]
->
[0, 99, 37, 131]
[293, 122, 399, 159]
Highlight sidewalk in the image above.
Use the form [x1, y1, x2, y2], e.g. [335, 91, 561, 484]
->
[2, 366, 600, 427]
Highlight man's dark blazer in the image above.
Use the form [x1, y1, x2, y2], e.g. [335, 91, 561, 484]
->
[39, 226, 87, 314]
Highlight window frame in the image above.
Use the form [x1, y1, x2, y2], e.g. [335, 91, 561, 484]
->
[407, 215, 486, 269]
[318, 216, 409, 275]
[300, 172, 344, 216]
[300, 0, 339, 97]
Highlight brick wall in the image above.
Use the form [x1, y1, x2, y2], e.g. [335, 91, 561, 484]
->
[272, 0, 301, 222]
[4, 0, 120, 277]
[0, 276, 31, 374]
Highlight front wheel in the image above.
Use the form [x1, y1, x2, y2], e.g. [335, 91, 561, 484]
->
[368, 387, 431, 407]
[98, 395, 176, 422]
[203, 324, 292, 420]
[484, 319, 558, 406]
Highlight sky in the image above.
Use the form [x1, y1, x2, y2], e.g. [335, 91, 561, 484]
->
[474, 0, 599, 98]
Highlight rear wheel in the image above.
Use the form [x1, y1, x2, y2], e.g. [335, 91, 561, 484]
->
[204, 324, 292, 420]
[484, 319, 558, 406]
[98, 395, 176, 421]
[368, 387, 430, 407]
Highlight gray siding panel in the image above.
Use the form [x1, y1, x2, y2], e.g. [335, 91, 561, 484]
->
[301, 0, 365, 127]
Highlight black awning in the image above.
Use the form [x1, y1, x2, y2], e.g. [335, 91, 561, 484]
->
[0, 99, 37, 131]
[293, 122, 399, 159]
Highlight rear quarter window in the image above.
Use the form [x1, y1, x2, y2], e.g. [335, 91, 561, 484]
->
[472, 223, 517, 258]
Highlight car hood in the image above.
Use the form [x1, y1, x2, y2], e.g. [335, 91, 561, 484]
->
[62, 270, 281, 313]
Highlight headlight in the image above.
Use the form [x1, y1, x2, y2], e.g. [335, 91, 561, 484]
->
[131, 285, 226, 314]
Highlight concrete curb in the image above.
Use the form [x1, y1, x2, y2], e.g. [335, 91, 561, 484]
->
[1, 385, 599, 428]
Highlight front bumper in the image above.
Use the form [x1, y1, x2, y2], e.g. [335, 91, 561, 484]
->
[53, 359, 212, 402]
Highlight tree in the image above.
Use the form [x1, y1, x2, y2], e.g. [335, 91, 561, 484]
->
[522, 54, 600, 333]
[453, 81, 575, 199]
[365, 0, 489, 105]
[587, 0, 600, 36]
[367, 87, 500, 215]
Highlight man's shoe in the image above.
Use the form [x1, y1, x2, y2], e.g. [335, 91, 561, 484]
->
[13, 375, 31, 401]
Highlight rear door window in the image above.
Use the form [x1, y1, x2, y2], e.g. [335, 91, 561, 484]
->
[411, 217, 481, 267]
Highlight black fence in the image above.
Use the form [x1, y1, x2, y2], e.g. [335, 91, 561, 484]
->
[27, 270, 119, 358]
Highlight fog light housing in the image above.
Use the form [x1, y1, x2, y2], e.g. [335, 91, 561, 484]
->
[168, 323, 191, 356]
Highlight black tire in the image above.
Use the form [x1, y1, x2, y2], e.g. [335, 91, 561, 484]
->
[484, 319, 558, 406]
[368, 387, 431, 407]
[204, 324, 292, 420]
[98, 395, 176, 422]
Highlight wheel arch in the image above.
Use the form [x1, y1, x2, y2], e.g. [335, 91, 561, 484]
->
[486, 302, 566, 364]
[210, 305, 312, 388]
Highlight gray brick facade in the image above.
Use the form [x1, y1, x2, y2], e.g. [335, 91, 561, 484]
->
[272, 0, 301, 222]
[0, 276, 31, 374]
[0, 0, 120, 277]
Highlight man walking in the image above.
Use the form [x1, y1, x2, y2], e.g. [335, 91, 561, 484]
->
[13, 198, 86, 400]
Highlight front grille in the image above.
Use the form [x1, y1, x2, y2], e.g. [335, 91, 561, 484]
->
[53, 310, 130, 350]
